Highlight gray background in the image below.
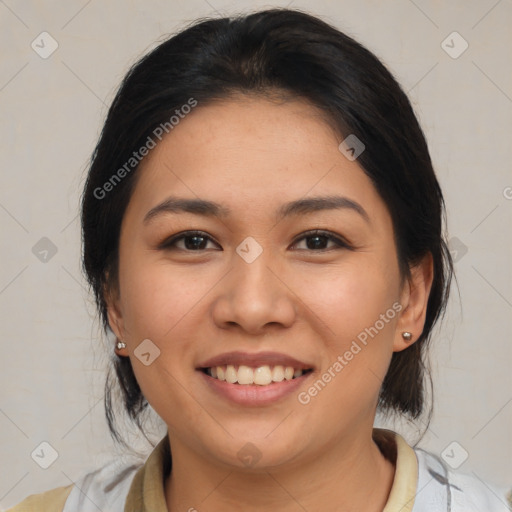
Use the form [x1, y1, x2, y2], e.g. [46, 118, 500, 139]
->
[1, 0, 511, 508]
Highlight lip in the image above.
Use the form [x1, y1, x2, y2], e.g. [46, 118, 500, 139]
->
[198, 369, 313, 406]
[197, 351, 313, 370]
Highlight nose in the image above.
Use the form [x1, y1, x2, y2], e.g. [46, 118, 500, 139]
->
[211, 245, 297, 336]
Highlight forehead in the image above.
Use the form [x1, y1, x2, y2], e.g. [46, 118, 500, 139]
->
[126, 96, 389, 226]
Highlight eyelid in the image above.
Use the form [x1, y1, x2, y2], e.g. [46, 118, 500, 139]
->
[157, 230, 220, 251]
[157, 229, 353, 252]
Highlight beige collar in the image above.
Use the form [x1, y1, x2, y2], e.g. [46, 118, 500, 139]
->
[125, 428, 418, 512]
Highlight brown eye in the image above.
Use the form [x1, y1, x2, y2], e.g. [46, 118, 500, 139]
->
[158, 231, 220, 251]
[291, 230, 352, 251]
[158, 229, 352, 253]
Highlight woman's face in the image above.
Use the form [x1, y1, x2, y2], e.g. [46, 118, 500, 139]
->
[107, 95, 425, 469]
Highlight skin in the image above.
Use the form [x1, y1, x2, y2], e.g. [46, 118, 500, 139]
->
[106, 94, 433, 512]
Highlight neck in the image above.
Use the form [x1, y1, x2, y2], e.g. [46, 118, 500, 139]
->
[165, 428, 395, 512]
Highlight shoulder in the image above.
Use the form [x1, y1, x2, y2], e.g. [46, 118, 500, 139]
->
[6, 456, 144, 512]
[6, 484, 73, 512]
[413, 447, 512, 512]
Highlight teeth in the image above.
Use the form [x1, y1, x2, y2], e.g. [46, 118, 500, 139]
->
[254, 366, 272, 385]
[206, 365, 306, 385]
[237, 365, 254, 385]
[225, 365, 237, 384]
[272, 365, 285, 382]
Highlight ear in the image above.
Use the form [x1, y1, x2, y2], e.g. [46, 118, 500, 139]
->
[104, 279, 128, 356]
[394, 252, 434, 352]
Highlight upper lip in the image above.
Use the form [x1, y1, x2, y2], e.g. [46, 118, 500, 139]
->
[197, 351, 313, 370]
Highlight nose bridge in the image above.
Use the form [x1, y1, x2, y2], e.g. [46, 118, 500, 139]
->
[231, 240, 278, 303]
[212, 239, 295, 333]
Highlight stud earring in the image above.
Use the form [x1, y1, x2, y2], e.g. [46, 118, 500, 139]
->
[116, 341, 126, 350]
[402, 332, 412, 341]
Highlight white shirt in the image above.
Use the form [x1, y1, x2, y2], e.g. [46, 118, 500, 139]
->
[9, 428, 512, 511]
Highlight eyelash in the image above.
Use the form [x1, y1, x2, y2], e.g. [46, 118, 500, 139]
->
[157, 229, 353, 252]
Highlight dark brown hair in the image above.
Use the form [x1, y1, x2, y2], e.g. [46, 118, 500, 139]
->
[81, 7, 454, 447]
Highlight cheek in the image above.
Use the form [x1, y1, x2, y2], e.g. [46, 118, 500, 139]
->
[298, 266, 399, 413]
[119, 256, 214, 340]
[295, 259, 399, 346]
[117, 258, 210, 424]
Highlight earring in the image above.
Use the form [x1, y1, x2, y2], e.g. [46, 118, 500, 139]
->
[402, 332, 412, 341]
[116, 341, 126, 350]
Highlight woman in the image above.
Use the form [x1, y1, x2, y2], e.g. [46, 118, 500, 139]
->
[9, 7, 511, 512]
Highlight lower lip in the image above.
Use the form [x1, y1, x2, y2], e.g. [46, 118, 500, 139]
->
[198, 370, 312, 406]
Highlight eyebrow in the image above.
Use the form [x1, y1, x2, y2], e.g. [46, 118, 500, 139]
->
[143, 195, 370, 225]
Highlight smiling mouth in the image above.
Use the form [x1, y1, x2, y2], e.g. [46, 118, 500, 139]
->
[200, 364, 313, 386]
